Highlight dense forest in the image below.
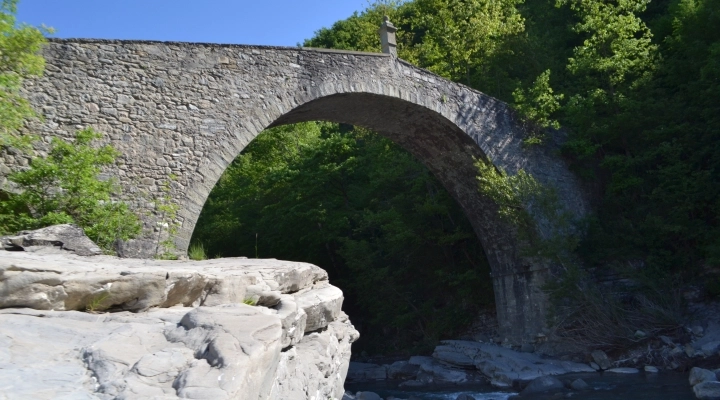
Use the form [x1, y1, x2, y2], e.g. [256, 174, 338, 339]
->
[194, 0, 720, 355]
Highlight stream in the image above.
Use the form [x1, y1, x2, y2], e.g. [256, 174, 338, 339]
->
[345, 371, 695, 399]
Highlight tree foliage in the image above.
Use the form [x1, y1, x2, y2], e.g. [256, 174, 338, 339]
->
[0, 0, 47, 148]
[194, 123, 493, 354]
[0, 128, 141, 250]
[197, 0, 720, 353]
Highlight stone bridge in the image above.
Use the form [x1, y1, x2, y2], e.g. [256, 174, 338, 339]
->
[3, 38, 588, 343]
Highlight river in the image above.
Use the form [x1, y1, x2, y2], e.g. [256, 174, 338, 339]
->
[345, 371, 695, 399]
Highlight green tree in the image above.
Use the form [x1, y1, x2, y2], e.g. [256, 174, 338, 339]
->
[512, 69, 564, 144]
[411, 0, 525, 87]
[0, 128, 141, 250]
[194, 123, 493, 354]
[0, 0, 48, 148]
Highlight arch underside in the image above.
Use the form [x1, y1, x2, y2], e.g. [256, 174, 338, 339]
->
[240, 92, 545, 343]
[269, 93, 519, 274]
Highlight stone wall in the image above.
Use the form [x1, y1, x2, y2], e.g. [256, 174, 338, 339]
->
[1, 39, 589, 343]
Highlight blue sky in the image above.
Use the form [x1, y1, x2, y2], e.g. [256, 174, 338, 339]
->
[16, 1, 366, 46]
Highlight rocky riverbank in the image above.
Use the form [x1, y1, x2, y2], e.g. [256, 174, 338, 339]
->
[0, 225, 358, 399]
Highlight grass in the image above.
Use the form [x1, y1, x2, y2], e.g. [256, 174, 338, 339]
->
[188, 242, 208, 261]
[242, 297, 257, 306]
[86, 292, 110, 313]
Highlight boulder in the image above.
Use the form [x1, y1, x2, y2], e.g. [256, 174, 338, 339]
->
[1, 224, 101, 256]
[570, 378, 590, 390]
[387, 360, 420, 380]
[690, 368, 718, 386]
[356, 392, 383, 400]
[645, 365, 659, 373]
[347, 362, 388, 382]
[520, 376, 565, 396]
[694, 381, 720, 399]
[590, 350, 612, 370]
[700, 341, 720, 357]
[409, 356, 471, 384]
[431, 340, 594, 387]
[433, 344, 476, 368]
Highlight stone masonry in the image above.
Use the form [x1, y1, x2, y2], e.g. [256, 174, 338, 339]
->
[1, 38, 588, 343]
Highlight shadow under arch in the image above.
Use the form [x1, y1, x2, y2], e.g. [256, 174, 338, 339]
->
[195, 91, 545, 344]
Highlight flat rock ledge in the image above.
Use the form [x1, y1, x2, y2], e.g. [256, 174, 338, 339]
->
[0, 251, 358, 400]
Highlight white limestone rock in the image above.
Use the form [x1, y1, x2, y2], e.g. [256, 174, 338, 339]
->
[294, 282, 344, 332]
[273, 312, 359, 400]
[0, 252, 354, 400]
[0, 251, 327, 314]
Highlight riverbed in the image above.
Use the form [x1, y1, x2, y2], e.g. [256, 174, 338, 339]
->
[345, 371, 694, 399]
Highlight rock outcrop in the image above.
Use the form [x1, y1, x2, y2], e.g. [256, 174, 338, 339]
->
[0, 224, 102, 256]
[0, 247, 358, 399]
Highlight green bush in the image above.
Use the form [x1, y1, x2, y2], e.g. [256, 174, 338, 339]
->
[188, 242, 208, 261]
[0, 128, 141, 250]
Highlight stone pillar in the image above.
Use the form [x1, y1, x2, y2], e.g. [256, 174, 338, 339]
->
[379, 16, 397, 56]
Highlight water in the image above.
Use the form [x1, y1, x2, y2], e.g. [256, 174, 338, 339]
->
[345, 371, 695, 400]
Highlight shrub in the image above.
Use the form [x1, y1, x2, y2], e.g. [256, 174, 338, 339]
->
[188, 242, 208, 261]
[0, 128, 141, 250]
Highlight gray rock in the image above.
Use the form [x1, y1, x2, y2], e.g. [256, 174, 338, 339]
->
[644, 365, 659, 373]
[115, 238, 157, 258]
[347, 362, 388, 382]
[700, 340, 720, 357]
[0, 250, 334, 348]
[432, 340, 594, 388]
[0, 252, 358, 400]
[294, 282, 344, 332]
[690, 367, 718, 386]
[589, 361, 601, 371]
[409, 356, 470, 384]
[273, 313, 358, 400]
[433, 344, 476, 368]
[521, 376, 564, 395]
[570, 378, 590, 390]
[694, 381, 720, 399]
[591, 350, 612, 370]
[1, 224, 101, 256]
[387, 360, 420, 380]
[659, 335, 675, 346]
[606, 367, 640, 374]
[356, 392, 383, 400]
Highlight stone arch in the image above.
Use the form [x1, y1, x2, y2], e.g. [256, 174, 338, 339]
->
[175, 86, 541, 344]
[8, 40, 589, 342]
